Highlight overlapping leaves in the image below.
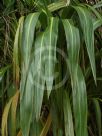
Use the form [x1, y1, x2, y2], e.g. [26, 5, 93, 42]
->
[63, 20, 87, 136]
[2, 1, 102, 136]
[18, 4, 101, 136]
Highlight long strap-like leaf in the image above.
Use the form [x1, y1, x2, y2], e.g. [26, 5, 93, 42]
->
[93, 99, 101, 136]
[1, 98, 13, 136]
[31, 17, 58, 121]
[13, 16, 24, 88]
[33, 32, 45, 120]
[63, 20, 88, 136]
[73, 67, 88, 136]
[20, 12, 40, 99]
[63, 20, 80, 80]
[11, 91, 20, 136]
[20, 12, 40, 136]
[74, 6, 96, 83]
[44, 17, 59, 97]
[63, 91, 74, 136]
[21, 12, 40, 69]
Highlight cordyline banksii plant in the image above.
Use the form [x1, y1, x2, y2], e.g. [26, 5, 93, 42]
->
[1, 0, 102, 136]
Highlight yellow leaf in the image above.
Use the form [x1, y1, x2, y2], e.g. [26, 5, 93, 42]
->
[40, 113, 52, 136]
[11, 91, 20, 136]
[1, 98, 13, 136]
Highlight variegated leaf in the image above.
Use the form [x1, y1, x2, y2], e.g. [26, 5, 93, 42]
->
[44, 17, 59, 97]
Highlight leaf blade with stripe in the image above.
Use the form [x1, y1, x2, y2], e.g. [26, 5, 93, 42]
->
[74, 6, 96, 83]
[44, 17, 59, 97]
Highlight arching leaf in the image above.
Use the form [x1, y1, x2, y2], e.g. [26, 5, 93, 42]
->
[63, 91, 74, 136]
[44, 17, 59, 97]
[20, 12, 40, 136]
[74, 6, 96, 83]
[63, 20, 88, 136]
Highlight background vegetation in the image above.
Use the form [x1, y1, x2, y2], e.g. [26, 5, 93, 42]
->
[0, 0, 102, 136]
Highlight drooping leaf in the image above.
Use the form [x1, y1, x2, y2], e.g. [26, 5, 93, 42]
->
[33, 32, 45, 120]
[40, 114, 52, 136]
[21, 12, 40, 67]
[30, 119, 42, 136]
[63, 20, 88, 136]
[72, 67, 88, 136]
[11, 91, 19, 136]
[20, 12, 40, 136]
[63, 91, 74, 136]
[93, 99, 101, 136]
[20, 67, 36, 136]
[20, 12, 40, 98]
[44, 17, 59, 97]
[1, 97, 13, 136]
[63, 19, 80, 80]
[13, 16, 24, 88]
[30, 17, 58, 120]
[93, 19, 102, 30]
[51, 93, 63, 136]
[85, 4, 102, 23]
[74, 6, 96, 83]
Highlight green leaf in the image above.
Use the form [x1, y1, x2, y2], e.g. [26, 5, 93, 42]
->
[30, 119, 42, 136]
[63, 19, 80, 80]
[0, 65, 11, 82]
[22, 13, 40, 67]
[20, 12, 40, 136]
[93, 99, 101, 136]
[20, 69, 34, 136]
[85, 4, 102, 23]
[73, 67, 88, 136]
[48, 0, 70, 12]
[93, 19, 102, 30]
[74, 6, 96, 82]
[63, 19, 88, 136]
[20, 12, 40, 98]
[44, 17, 59, 97]
[33, 32, 45, 120]
[51, 93, 63, 136]
[63, 91, 74, 136]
